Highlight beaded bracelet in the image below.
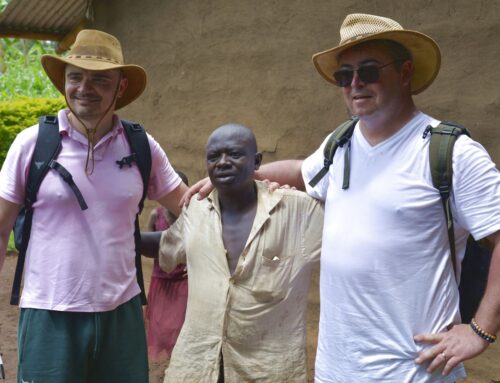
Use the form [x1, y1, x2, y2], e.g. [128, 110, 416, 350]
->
[470, 318, 497, 344]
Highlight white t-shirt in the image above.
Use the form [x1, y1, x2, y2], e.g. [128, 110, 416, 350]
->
[302, 112, 500, 383]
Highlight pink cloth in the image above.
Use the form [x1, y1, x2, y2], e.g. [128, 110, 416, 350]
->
[0, 109, 181, 311]
[145, 207, 188, 360]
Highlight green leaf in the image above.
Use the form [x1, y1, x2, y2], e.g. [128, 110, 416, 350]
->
[7, 231, 16, 252]
[0, 0, 11, 14]
[0, 96, 66, 167]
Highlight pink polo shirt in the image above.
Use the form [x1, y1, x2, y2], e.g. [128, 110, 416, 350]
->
[0, 109, 181, 311]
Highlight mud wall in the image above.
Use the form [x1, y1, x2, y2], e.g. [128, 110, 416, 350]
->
[91, 0, 500, 188]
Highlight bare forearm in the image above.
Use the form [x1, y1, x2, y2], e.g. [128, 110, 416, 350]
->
[0, 234, 8, 271]
[140, 231, 162, 258]
[0, 198, 22, 272]
[255, 160, 305, 190]
[474, 231, 500, 334]
[157, 182, 189, 217]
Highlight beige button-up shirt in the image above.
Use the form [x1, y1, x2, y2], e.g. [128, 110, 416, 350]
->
[159, 181, 324, 382]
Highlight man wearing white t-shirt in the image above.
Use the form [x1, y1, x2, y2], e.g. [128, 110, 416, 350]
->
[185, 13, 500, 383]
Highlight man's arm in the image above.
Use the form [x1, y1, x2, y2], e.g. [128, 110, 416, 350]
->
[474, 230, 500, 335]
[144, 183, 189, 258]
[0, 197, 22, 271]
[255, 160, 305, 190]
[140, 231, 162, 258]
[414, 229, 500, 375]
[157, 182, 189, 217]
[146, 208, 157, 231]
[179, 159, 305, 205]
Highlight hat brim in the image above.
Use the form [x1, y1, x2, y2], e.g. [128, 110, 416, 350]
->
[312, 30, 441, 94]
[41, 54, 147, 110]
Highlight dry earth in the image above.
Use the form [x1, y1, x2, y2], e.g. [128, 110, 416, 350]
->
[1, 253, 499, 383]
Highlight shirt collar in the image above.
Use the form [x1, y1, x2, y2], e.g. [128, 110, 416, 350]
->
[207, 180, 284, 243]
[57, 108, 123, 144]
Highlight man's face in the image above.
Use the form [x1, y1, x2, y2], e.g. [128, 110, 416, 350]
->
[64, 65, 128, 121]
[206, 131, 260, 192]
[337, 43, 411, 119]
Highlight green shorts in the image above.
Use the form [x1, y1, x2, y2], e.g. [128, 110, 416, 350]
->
[17, 294, 148, 383]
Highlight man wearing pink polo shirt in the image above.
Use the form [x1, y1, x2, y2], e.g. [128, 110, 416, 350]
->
[0, 30, 187, 383]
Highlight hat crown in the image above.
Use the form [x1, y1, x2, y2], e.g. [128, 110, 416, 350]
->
[68, 29, 124, 65]
[339, 13, 404, 45]
[41, 29, 147, 109]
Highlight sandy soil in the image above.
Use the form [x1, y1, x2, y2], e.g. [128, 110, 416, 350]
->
[1, 253, 499, 383]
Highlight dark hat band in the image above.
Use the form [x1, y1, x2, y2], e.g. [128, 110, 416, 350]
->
[66, 54, 121, 65]
[69, 44, 123, 65]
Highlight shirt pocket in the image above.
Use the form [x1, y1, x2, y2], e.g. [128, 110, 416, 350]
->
[251, 249, 294, 303]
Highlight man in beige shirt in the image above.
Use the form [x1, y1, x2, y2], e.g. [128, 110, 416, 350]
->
[157, 123, 323, 382]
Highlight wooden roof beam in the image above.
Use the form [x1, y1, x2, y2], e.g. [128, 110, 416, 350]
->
[56, 20, 85, 53]
[0, 29, 63, 41]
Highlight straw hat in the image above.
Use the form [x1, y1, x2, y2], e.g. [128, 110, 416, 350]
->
[41, 29, 146, 109]
[312, 13, 441, 94]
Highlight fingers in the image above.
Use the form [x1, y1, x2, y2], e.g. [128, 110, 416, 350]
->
[413, 333, 443, 344]
[414, 344, 458, 375]
[416, 349, 460, 375]
[179, 178, 213, 207]
[442, 355, 461, 376]
[261, 179, 296, 192]
[414, 332, 450, 374]
[262, 179, 279, 192]
[269, 182, 282, 192]
[179, 190, 194, 207]
[414, 324, 489, 376]
[422, 350, 449, 373]
[414, 337, 444, 364]
[197, 180, 215, 199]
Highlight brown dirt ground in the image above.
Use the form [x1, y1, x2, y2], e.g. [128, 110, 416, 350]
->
[1, 253, 499, 383]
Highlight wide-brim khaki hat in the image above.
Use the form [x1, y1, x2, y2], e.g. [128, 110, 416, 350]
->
[41, 29, 146, 110]
[312, 13, 441, 94]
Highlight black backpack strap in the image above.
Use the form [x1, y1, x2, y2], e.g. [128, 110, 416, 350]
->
[121, 120, 151, 212]
[425, 121, 470, 281]
[11, 116, 62, 305]
[48, 160, 88, 210]
[11, 116, 89, 305]
[122, 120, 152, 305]
[308, 117, 358, 188]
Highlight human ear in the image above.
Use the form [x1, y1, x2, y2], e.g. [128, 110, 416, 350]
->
[401, 60, 413, 87]
[118, 76, 129, 98]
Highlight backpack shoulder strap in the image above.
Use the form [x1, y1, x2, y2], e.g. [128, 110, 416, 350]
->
[26, 116, 62, 207]
[121, 120, 151, 213]
[426, 121, 470, 280]
[308, 117, 358, 188]
[11, 115, 61, 305]
[121, 120, 152, 305]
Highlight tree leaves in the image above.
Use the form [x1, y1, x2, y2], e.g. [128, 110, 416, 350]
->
[0, 38, 60, 99]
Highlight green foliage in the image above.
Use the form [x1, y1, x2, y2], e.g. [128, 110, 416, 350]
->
[7, 231, 16, 252]
[0, 96, 66, 166]
[0, 0, 11, 13]
[0, 38, 60, 99]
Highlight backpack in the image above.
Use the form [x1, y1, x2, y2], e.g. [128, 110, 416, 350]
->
[309, 118, 493, 323]
[11, 115, 151, 306]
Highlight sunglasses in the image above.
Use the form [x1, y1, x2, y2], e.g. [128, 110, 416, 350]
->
[333, 61, 396, 87]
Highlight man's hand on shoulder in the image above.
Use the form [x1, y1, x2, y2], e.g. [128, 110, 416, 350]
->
[180, 177, 214, 207]
[260, 179, 296, 192]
